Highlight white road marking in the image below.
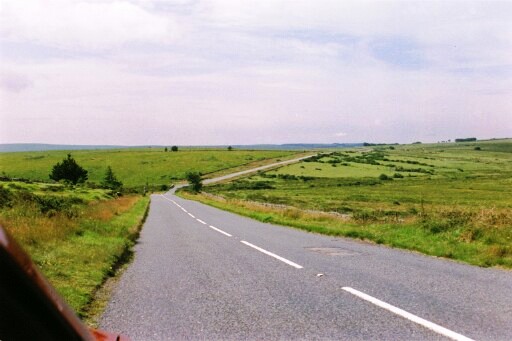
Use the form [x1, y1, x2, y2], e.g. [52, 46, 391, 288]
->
[161, 195, 181, 208]
[196, 219, 207, 225]
[181, 208, 187, 212]
[342, 287, 474, 341]
[188, 213, 196, 218]
[208, 225, 232, 237]
[240, 241, 303, 269]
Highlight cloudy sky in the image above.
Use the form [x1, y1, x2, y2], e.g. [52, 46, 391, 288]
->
[0, 0, 511, 145]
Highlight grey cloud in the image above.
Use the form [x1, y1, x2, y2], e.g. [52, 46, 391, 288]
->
[0, 73, 32, 93]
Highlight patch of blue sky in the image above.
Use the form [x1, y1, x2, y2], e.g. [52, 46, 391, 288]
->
[370, 37, 427, 69]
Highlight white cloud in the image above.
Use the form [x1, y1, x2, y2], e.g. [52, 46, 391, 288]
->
[0, 0, 511, 145]
[200, 0, 512, 71]
[0, 0, 179, 50]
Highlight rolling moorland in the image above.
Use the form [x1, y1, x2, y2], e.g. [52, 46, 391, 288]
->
[1, 141, 511, 323]
[0, 148, 302, 320]
[0, 148, 300, 191]
[180, 139, 512, 268]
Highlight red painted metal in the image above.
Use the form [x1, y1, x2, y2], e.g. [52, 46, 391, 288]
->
[0, 225, 128, 341]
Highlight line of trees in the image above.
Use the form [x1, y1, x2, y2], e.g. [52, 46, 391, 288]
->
[455, 138, 477, 143]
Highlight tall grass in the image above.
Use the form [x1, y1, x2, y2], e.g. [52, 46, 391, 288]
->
[179, 140, 512, 268]
[0, 182, 150, 318]
[181, 191, 512, 268]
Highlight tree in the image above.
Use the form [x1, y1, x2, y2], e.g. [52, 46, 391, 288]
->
[49, 154, 88, 184]
[227, 146, 233, 151]
[102, 166, 123, 191]
[171, 146, 178, 152]
[186, 172, 202, 192]
[164, 147, 168, 152]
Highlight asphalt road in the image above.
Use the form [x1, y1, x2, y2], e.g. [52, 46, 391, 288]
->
[101, 189, 512, 340]
[202, 154, 315, 185]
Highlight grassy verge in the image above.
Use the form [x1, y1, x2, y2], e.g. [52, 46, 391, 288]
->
[180, 191, 512, 268]
[0, 181, 150, 319]
[179, 140, 512, 269]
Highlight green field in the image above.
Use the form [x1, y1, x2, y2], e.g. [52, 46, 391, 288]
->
[182, 139, 512, 268]
[0, 148, 300, 190]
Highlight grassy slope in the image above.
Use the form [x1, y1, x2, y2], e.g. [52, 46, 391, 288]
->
[181, 139, 512, 268]
[0, 148, 299, 189]
[0, 181, 150, 317]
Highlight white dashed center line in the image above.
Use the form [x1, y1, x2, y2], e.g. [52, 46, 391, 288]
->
[162, 195, 233, 237]
[342, 287, 474, 341]
[208, 225, 232, 237]
[241, 240, 303, 269]
[161, 193, 476, 339]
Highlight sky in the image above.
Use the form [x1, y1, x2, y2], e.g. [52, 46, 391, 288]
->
[0, 0, 511, 145]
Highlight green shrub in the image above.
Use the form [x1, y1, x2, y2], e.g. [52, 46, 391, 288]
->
[185, 172, 202, 192]
[49, 154, 88, 185]
[379, 174, 392, 181]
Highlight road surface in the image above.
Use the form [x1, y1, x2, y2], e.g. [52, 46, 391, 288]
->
[202, 154, 315, 185]
[101, 174, 512, 340]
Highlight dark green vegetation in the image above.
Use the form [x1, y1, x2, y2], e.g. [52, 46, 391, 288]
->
[49, 154, 88, 184]
[456, 137, 477, 142]
[0, 180, 149, 318]
[102, 166, 123, 191]
[0, 148, 299, 191]
[186, 172, 203, 193]
[183, 139, 512, 268]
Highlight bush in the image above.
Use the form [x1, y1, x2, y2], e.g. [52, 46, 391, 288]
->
[0, 186, 13, 208]
[352, 209, 377, 222]
[278, 174, 298, 180]
[186, 172, 202, 192]
[379, 174, 392, 181]
[49, 154, 88, 185]
[229, 181, 275, 190]
[102, 166, 123, 191]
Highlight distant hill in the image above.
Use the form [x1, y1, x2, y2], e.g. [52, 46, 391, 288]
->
[0, 144, 132, 153]
[229, 143, 364, 150]
[0, 143, 364, 152]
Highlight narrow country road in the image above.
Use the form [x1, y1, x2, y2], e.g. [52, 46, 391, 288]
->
[202, 154, 315, 184]
[100, 166, 512, 340]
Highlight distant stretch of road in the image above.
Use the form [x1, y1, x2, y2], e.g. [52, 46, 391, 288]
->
[101, 164, 512, 340]
[203, 154, 314, 184]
